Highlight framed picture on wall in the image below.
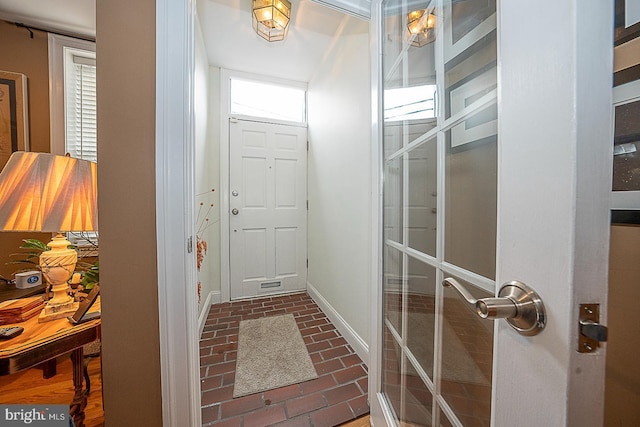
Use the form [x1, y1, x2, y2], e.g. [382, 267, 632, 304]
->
[0, 70, 29, 169]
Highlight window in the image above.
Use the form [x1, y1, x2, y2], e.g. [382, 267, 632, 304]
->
[49, 34, 97, 248]
[384, 84, 436, 122]
[230, 78, 306, 123]
[65, 54, 97, 162]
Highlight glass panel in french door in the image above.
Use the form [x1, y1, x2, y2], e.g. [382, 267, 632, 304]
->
[380, 0, 497, 425]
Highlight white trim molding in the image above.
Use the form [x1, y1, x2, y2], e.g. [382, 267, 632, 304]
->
[198, 290, 222, 336]
[307, 282, 369, 366]
[156, 0, 201, 425]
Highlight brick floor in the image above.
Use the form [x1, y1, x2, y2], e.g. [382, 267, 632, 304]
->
[200, 292, 369, 426]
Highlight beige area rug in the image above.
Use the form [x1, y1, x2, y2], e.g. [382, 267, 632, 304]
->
[233, 314, 318, 398]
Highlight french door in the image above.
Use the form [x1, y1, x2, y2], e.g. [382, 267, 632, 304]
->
[370, 0, 613, 426]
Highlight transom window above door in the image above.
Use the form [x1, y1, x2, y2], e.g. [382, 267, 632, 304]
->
[229, 78, 307, 124]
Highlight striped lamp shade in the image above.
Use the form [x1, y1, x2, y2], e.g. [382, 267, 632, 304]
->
[0, 152, 98, 232]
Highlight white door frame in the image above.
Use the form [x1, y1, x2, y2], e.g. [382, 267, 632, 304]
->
[219, 69, 308, 303]
[155, 0, 201, 426]
[495, 1, 611, 425]
[369, 0, 612, 426]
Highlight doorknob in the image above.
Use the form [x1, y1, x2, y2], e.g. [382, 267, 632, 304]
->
[231, 208, 239, 215]
[442, 277, 546, 336]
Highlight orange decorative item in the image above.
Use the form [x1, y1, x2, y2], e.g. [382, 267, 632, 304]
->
[196, 189, 214, 303]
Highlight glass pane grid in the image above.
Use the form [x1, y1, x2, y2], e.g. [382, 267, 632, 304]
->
[439, 278, 494, 427]
[613, 99, 640, 191]
[381, 0, 498, 425]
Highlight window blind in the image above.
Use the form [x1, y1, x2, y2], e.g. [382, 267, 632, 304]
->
[65, 53, 98, 246]
[65, 55, 97, 162]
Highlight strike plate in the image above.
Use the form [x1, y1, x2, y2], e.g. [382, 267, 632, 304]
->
[578, 304, 601, 353]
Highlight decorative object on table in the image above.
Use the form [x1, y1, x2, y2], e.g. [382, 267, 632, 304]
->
[0, 152, 98, 322]
[0, 326, 24, 339]
[67, 284, 100, 325]
[0, 296, 45, 325]
[0, 71, 29, 170]
[196, 188, 214, 304]
[14, 270, 42, 289]
[80, 260, 99, 291]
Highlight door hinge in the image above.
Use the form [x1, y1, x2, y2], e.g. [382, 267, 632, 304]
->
[187, 236, 193, 254]
[578, 303, 608, 353]
[306, 259, 308, 268]
[307, 140, 309, 151]
[306, 200, 309, 210]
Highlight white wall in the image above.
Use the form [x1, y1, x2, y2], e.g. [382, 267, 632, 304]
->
[195, 17, 220, 318]
[307, 16, 371, 352]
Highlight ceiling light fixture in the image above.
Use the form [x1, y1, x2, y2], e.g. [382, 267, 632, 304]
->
[253, 0, 292, 42]
[407, 9, 436, 47]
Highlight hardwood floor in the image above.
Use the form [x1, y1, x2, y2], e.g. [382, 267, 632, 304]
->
[0, 351, 367, 427]
[341, 414, 371, 426]
[0, 354, 104, 427]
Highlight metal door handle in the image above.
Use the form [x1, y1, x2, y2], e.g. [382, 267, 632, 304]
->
[442, 277, 546, 336]
[231, 208, 239, 215]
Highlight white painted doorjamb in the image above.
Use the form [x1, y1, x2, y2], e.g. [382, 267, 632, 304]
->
[368, 0, 393, 425]
[156, 0, 201, 425]
[495, 1, 612, 425]
[220, 68, 232, 303]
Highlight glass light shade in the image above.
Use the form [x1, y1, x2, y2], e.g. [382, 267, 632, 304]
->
[407, 10, 436, 47]
[253, 0, 291, 42]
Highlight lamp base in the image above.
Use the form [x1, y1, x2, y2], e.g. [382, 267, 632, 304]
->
[38, 300, 79, 323]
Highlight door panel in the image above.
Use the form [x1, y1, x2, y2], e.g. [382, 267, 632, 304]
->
[229, 119, 307, 299]
[379, 0, 497, 425]
[372, 1, 612, 426]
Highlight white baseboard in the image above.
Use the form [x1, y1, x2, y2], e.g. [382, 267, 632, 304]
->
[198, 290, 221, 335]
[307, 282, 369, 367]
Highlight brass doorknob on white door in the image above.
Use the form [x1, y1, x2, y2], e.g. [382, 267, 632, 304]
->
[231, 208, 239, 215]
[442, 277, 546, 336]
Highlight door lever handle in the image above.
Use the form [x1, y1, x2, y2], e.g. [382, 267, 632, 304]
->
[442, 277, 546, 336]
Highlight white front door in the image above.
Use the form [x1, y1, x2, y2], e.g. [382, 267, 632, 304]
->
[370, 0, 612, 426]
[229, 119, 308, 299]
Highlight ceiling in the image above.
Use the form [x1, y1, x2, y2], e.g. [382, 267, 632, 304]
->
[0, 0, 95, 38]
[198, 0, 368, 81]
[0, 0, 369, 82]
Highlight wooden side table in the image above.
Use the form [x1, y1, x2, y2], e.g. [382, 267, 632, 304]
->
[0, 297, 101, 427]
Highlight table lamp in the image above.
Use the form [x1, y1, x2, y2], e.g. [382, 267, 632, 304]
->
[0, 152, 98, 322]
